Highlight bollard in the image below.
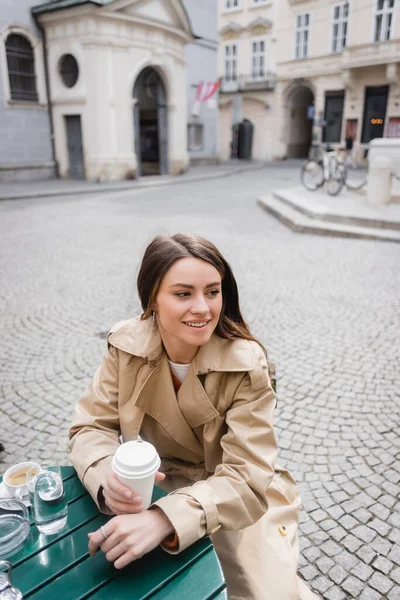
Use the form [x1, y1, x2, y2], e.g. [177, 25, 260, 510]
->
[367, 154, 392, 206]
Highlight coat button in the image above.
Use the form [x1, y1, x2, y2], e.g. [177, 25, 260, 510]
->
[278, 525, 287, 536]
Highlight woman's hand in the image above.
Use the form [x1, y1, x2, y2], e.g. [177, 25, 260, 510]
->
[102, 471, 166, 515]
[88, 508, 175, 569]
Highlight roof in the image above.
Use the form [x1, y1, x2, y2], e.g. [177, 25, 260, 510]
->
[31, 0, 109, 15]
[31, 0, 196, 39]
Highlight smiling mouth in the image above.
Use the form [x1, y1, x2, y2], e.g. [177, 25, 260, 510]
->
[183, 321, 209, 329]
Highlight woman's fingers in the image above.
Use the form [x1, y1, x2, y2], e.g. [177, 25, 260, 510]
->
[105, 540, 128, 563]
[155, 471, 165, 482]
[114, 550, 141, 570]
[103, 485, 142, 505]
[103, 494, 143, 514]
[106, 471, 134, 499]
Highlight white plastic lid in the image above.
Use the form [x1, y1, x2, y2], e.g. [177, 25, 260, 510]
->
[112, 441, 160, 479]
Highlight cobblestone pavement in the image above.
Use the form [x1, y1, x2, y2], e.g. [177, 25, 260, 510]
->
[1, 164, 399, 599]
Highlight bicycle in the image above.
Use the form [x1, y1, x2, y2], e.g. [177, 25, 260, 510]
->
[335, 148, 368, 191]
[300, 146, 346, 196]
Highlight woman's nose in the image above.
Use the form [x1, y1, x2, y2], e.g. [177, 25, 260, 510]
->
[190, 295, 208, 314]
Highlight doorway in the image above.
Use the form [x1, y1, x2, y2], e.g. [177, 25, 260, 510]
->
[287, 86, 314, 158]
[65, 115, 84, 179]
[133, 67, 168, 176]
[361, 85, 389, 144]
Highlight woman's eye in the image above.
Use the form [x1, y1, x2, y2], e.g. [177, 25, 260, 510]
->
[175, 292, 190, 298]
[208, 290, 220, 297]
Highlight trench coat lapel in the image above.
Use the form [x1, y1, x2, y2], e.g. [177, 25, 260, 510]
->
[177, 366, 220, 429]
[133, 355, 205, 457]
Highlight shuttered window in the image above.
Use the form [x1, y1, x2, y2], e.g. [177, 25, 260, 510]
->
[6, 34, 38, 102]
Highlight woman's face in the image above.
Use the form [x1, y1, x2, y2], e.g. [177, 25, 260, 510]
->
[154, 257, 223, 363]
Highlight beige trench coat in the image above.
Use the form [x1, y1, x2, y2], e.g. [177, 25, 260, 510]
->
[69, 317, 319, 600]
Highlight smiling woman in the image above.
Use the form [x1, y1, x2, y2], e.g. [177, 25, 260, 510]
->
[69, 234, 320, 600]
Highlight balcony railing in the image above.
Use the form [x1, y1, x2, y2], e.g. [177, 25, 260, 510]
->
[342, 38, 400, 68]
[220, 72, 276, 93]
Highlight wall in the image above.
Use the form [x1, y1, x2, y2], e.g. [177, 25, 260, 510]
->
[40, 2, 191, 180]
[275, 0, 400, 156]
[0, 0, 54, 181]
[183, 0, 219, 161]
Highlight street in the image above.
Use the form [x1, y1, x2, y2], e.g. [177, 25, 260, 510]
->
[1, 164, 399, 599]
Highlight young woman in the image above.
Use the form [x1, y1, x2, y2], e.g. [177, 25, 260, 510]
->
[69, 234, 319, 600]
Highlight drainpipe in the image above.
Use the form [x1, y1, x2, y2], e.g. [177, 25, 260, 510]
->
[36, 19, 59, 179]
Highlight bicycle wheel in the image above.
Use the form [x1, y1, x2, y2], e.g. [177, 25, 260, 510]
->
[345, 165, 368, 190]
[300, 160, 324, 191]
[326, 164, 346, 196]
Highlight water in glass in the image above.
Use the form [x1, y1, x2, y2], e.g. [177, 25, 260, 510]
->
[28, 469, 67, 534]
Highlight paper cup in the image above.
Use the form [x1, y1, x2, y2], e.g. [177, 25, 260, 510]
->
[112, 441, 161, 510]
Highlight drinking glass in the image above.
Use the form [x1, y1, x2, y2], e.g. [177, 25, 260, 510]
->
[26, 462, 68, 535]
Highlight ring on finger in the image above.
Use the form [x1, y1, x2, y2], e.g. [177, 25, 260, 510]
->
[101, 525, 109, 540]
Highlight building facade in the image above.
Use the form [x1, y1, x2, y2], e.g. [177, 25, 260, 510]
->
[217, 0, 278, 162]
[183, 0, 219, 163]
[0, 0, 54, 182]
[32, 0, 195, 181]
[0, 0, 219, 182]
[275, 0, 400, 159]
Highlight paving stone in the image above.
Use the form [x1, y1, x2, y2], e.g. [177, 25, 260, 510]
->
[353, 525, 377, 544]
[392, 568, 400, 586]
[369, 572, 394, 595]
[387, 587, 400, 600]
[324, 586, 347, 600]
[342, 575, 364, 597]
[299, 565, 319, 581]
[329, 565, 348, 585]
[359, 588, 383, 600]
[388, 545, 400, 565]
[350, 562, 373, 581]
[1, 167, 399, 600]
[311, 575, 333, 594]
[372, 556, 394, 575]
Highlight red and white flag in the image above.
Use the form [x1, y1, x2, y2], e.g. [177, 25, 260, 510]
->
[195, 80, 221, 103]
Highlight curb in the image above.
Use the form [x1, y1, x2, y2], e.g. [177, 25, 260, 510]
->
[257, 196, 400, 244]
[273, 189, 400, 232]
[0, 163, 265, 202]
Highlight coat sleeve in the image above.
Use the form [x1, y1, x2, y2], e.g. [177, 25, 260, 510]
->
[153, 344, 278, 553]
[68, 344, 120, 512]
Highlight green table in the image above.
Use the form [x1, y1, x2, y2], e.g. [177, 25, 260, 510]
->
[1, 467, 226, 599]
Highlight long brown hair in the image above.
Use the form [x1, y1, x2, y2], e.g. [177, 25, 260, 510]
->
[137, 234, 266, 354]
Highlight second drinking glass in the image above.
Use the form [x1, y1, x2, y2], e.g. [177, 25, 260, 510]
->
[26, 462, 68, 535]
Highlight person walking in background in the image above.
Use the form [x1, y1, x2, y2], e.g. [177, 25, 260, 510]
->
[69, 233, 319, 600]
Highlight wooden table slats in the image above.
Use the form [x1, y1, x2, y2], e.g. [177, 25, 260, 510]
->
[1, 466, 226, 599]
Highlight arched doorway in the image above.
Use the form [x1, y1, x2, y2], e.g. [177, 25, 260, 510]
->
[133, 67, 168, 176]
[287, 86, 314, 158]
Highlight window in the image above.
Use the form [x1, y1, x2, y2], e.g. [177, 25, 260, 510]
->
[295, 13, 310, 59]
[323, 91, 345, 143]
[375, 0, 395, 41]
[59, 54, 79, 88]
[225, 0, 239, 9]
[224, 44, 237, 81]
[332, 3, 349, 53]
[251, 38, 266, 79]
[188, 123, 204, 151]
[5, 33, 38, 102]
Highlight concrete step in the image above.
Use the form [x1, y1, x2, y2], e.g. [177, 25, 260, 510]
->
[257, 195, 400, 243]
[272, 189, 400, 231]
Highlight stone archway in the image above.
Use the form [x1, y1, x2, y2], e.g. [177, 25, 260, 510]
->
[287, 86, 314, 158]
[133, 67, 168, 176]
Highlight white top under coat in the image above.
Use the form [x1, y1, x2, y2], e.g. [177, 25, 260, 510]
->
[168, 360, 192, 383]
